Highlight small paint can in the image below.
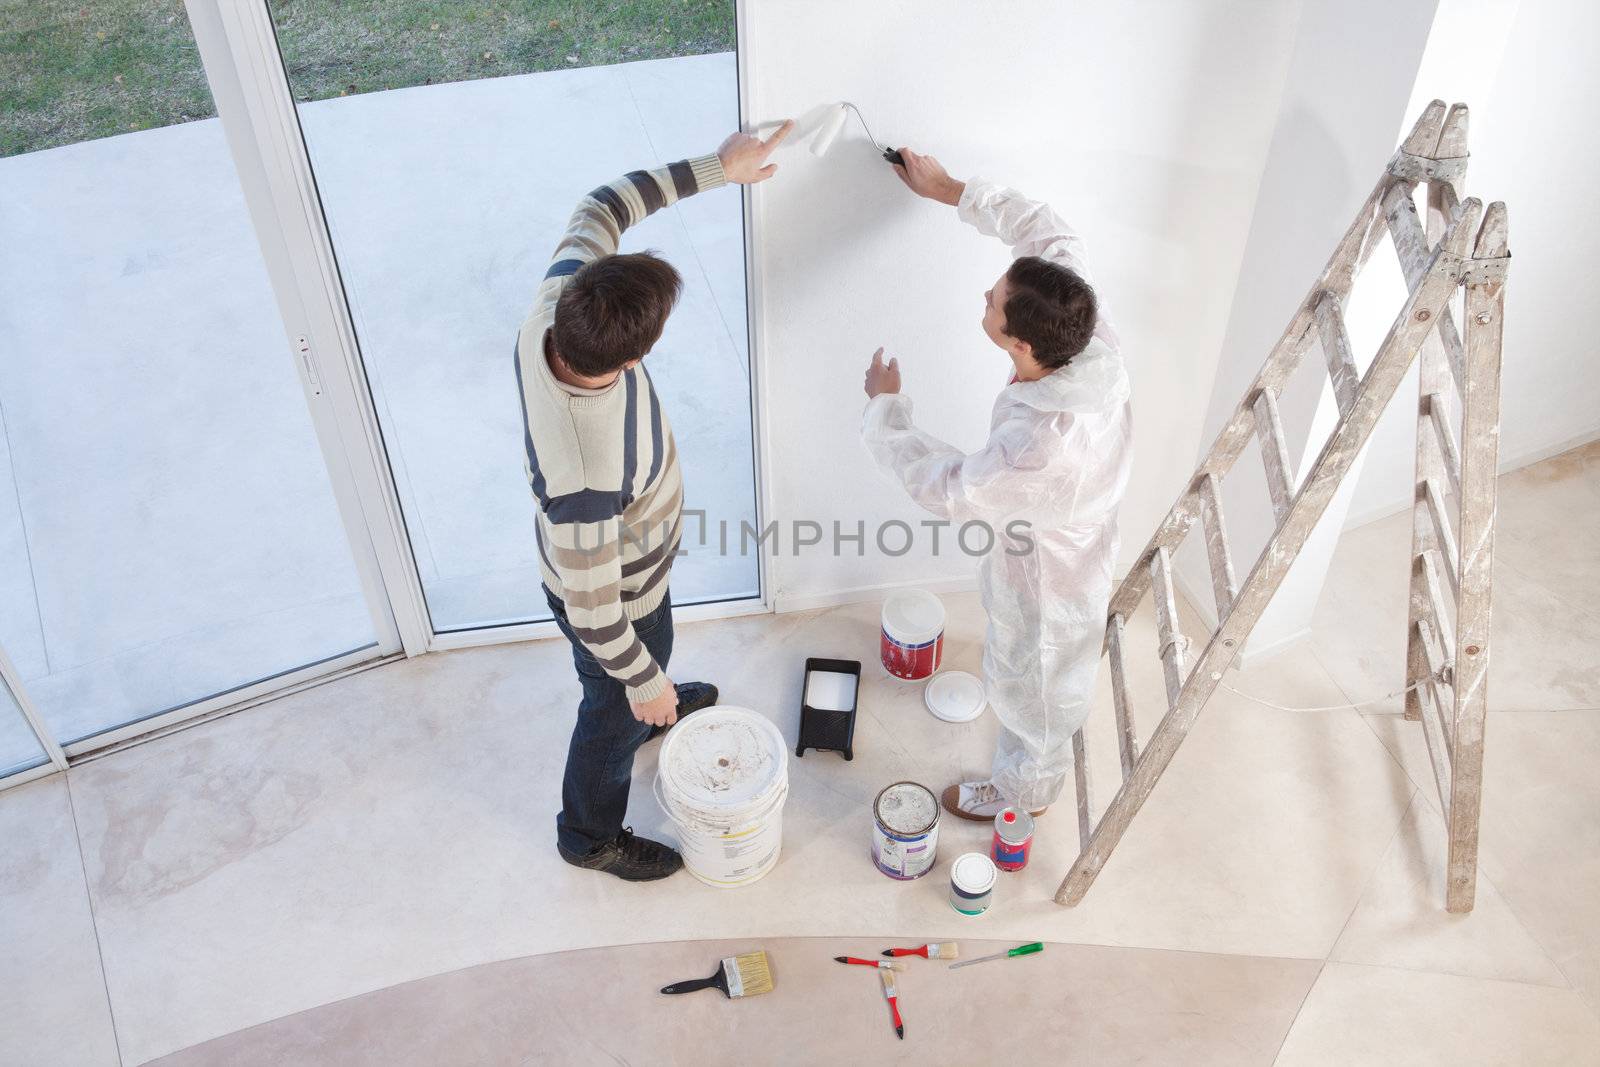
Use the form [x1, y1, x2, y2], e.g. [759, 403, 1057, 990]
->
[992, 807, 1035, 872]
[871, 781, 940, 880]
[949, 852, 997, 916]
[880, 589, 945, 680]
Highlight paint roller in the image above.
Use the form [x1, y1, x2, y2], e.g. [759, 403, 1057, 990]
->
[762, 101, 904, 165]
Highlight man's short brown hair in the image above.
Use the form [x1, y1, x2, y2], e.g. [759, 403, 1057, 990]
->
[1002, 255, 1098, 369]
[553, 252, 683, 376]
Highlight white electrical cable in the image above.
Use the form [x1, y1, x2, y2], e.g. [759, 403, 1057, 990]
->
[1219, 679, 1425, 713]
[1163, 631, 1446, 713]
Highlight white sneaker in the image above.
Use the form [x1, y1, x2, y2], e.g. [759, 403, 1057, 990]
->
[941, 781, 1048, 822]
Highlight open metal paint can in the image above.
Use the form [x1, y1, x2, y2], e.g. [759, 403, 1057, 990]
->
[871, 781, 940, 880]
[880, 589, 945, 680]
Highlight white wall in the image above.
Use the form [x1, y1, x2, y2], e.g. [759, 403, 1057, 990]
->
[1345, 0, 1600, 525]
[745, 0, 1301, 609]
[1170, 0, 1444, 656]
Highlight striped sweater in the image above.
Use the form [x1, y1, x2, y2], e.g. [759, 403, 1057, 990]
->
[514, 153, 727, 702]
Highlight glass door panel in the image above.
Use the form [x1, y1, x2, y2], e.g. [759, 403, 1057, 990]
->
[0, 4, 380, 745]
[267, 1, 759, 631]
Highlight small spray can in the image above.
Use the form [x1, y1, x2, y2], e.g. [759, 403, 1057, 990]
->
[992, 807, 1034, 872]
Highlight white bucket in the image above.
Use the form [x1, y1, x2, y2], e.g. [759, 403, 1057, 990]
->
[654, 706, 789, 888]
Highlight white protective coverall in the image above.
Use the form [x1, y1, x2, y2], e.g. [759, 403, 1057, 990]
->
[862, 179, 1133, 810]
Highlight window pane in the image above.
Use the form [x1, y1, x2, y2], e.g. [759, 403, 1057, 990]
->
[268, 1, 758, 631]
[0, 5, 379, 745]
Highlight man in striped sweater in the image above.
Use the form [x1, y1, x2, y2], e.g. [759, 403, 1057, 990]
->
[516, 121, 792, 881]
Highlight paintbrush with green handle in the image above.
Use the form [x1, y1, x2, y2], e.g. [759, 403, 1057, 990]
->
[947, 942, 1044, 969]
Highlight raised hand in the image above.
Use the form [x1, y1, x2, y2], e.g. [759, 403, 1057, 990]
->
[718, 119, 795, 184]
[864, 347, 902, 399]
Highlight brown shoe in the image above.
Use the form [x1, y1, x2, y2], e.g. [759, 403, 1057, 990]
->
[941, 783, 1047, 823]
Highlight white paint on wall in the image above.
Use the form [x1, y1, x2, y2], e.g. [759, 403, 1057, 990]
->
[745, 0, 1301, 608]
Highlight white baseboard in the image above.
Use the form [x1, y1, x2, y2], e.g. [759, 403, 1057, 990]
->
[773, 574, 980, 614]
[1236, 625, 1311, 668]
[1344, 424, 1600, 532]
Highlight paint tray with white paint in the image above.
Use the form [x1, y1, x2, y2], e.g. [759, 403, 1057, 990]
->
[795, 657, 861, 761]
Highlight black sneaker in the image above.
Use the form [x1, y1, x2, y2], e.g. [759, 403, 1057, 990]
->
[647, 681, 720, 741]
[558, 827, 683, 882]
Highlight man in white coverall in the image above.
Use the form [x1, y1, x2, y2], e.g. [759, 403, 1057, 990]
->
[861, 148, 1133, 820]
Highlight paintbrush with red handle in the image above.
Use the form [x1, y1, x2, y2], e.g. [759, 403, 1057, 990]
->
[834, 955, 905, 971]
[880, 968, 904, 1040]
[883, 942, 959, 960]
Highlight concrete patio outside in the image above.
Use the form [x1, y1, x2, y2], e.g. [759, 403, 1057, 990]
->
[0, 52, 755, 754]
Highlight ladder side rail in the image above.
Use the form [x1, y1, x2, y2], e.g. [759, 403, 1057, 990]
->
[1072, 726, 1093, 851]
[1055, 201, 1482, 906]
[1446, 201, 1508, 914]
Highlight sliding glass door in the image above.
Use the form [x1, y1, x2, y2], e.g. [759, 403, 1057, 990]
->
[0, 2, 388, 752]
[266, 0, 760, 632]
[0, 1, 759, 784]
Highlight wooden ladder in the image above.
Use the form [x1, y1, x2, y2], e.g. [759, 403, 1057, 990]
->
[1054, 101, 1510, 914]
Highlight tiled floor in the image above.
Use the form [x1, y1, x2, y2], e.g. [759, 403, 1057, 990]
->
[1, 440, 1596, 1065]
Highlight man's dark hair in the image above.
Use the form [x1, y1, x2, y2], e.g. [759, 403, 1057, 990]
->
[1002, 255, 1098, 369]
[552, 252, 683, 377]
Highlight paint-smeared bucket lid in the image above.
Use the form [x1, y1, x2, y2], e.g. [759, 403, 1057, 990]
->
[658, 706, 786, 812]
[924, 670, 986, 723]
[874, 781, 939, 836]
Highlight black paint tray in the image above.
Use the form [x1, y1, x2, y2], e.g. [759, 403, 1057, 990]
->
[795, 657, 861, 761]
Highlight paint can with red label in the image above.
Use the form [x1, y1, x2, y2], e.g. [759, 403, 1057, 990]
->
[880, 589, 945, 680]
[991, 807, 1034, 872]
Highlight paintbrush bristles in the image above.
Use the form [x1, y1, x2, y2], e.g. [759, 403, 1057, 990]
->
[883, 960, 906, 972]
[726, 951, 773, 998]
[929, 942, 960, 960]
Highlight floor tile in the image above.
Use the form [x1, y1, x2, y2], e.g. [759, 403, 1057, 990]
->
[1330, 796, 1566, 987]
[148, 937, 1320, 1067]
[0, 776, 120, 1067]
[1470, 710, 1600, 1019]
[1275, 962, 1600, 1066]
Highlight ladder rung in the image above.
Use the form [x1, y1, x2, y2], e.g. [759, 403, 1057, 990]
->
[1425, 392, 1463, 499]
[1417, 616, 1456, 755]
[1195, 473, 1238, 621]
[1106, 613, 1138, 781]
[1150, 546, 1186, 712]
[1415, 621, 1455, 821]
[1423, 478, 1462, 600]
[1072, 726, 1093, 851]
[1251, 389, 1296, 525]
[1421, 549, 1455, 644]
[1385, 184, 1468, 392]
[1313, 292, 1361, 417]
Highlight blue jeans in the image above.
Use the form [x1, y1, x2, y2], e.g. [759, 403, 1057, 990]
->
[546, 588, 674, 856]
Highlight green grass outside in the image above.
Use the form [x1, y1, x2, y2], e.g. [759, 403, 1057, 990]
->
[0, 0, 735, 158]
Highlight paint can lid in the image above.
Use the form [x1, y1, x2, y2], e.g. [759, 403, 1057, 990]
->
[951, 852, 997, 894]
[924, 671, 986, 723]
[881, 589, 946, 645]
[874, 781, 940, 835]
[658, 707, 787, 812]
